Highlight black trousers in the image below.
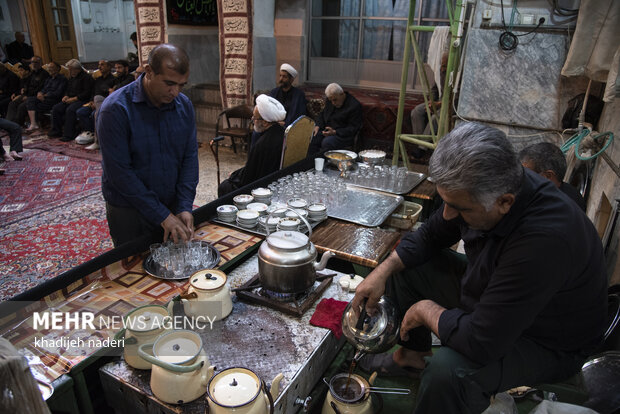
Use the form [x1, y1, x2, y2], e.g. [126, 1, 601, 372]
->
[105, 202, 160, 247]
[387, 249, 587, 413]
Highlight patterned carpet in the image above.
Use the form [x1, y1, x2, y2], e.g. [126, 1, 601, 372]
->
[0, 191, 112, 301]
[0, 149, 102, 224]
[23, 130, 102, 162]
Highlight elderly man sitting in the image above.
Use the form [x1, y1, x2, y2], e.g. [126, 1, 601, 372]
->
[218, 95, 286, 197]
[307, 82, 362, 155]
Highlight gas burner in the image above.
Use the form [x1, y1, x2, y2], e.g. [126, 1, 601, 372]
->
[259, 288, 310, 303]
[235, 274, 332, 317]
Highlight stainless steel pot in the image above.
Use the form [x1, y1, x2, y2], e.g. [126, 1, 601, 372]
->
[341, 296, 400, 356]
[258, 208, 335, 293]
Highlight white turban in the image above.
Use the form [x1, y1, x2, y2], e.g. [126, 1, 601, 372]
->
[256, 94, 286, 122]
[280, 63, 297, 79]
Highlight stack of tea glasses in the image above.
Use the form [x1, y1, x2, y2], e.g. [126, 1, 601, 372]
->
[149, 240, 216, 278]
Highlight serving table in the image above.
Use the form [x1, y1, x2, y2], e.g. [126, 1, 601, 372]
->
[99, 255, 350, 414]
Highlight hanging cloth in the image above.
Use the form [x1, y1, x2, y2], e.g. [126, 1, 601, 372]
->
[427, 26, 450, 97]
[561, 0, 620, 87]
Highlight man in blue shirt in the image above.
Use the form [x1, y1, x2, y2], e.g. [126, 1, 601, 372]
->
[97, 44, 198, 246]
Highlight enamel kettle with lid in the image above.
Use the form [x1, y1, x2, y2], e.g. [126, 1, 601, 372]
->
[138, 330, 213, 404]
[258, 208, 335, 293]
[119, 304, 171, 370]
[206, 367, 283, 414]
[169, 269, 233, 321]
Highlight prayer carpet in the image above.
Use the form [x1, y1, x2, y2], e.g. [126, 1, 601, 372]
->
[22, 132, 102, 162]
[0, 149, 102, 225]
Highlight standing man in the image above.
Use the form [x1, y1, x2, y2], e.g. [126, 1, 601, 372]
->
[351, 122, 607, 413]
[270, 63, 306, 128]
[307, 83, 362, 155]
[98, 44, 198, 247]
[6, 32, 34, 65]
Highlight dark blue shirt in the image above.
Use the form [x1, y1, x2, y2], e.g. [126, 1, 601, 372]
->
[97, 74, 198, 226]
[396, 168, 607, 364]
[270, 85, 307, 127]
[41, 74, 67, 101]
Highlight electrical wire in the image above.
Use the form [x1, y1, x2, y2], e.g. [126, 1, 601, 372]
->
[498, 0, 545, 51]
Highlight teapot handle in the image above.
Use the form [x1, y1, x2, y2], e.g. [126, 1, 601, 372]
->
[137, 343, 206, 373]
[263, 379, 275, 414]
[269, 207, 311, 239]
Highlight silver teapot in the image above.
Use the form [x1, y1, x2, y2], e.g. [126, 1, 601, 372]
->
[258, 208, 335, 293]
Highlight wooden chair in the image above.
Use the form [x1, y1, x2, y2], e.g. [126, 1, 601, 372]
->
[215, 104, 253, 153]
[280, 115, 315, 169]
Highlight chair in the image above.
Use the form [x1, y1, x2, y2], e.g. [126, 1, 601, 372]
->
[209, 136, 226, 185]
[280, 115, 315, 169]
[215, 104, 253, 153]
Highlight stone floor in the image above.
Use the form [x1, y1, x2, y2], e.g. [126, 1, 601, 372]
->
[195, 139, 246, 206]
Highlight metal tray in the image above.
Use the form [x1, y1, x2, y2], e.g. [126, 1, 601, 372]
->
[142, 241, 221, 280]
[327, 185, 403, 227]
[323, 165, 426, 194]
[212, 217, 325, 237]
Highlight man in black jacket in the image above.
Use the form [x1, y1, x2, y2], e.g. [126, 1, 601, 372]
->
[6, 32, 34, 65]
[218, 95, 286, 196]
[75, 60, 116, 145]
[307, 82, 362, 155]
[25, 61, 67, 132]
[48, 59, 94, 141]
[0, 64, 20, 117]
[6, 56, 49, 126]
[351, 122, 607, 414]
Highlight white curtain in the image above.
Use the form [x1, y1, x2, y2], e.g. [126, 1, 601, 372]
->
[338, 1, 359, 58]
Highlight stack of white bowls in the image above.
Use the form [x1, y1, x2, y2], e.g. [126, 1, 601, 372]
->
[246, 202, 269, 216]
[307, 203, 328, 221]
[236, 209, 260, 229]
[266, 202, 287, 218]
[233, 194, 254, 210]
[217, 205, 238, 223]
[258, 215, 280, 233]
[287, 197, 308, 210]
[277, 217, 300, 232]
[251, 188, 273, 205]
[286, 208, 308, 221]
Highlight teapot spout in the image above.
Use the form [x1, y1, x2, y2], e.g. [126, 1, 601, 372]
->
[269, 373, 284, 400]
[314, 250, 335, 271]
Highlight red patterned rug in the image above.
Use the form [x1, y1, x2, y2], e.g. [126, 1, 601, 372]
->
[21, 129, 102, 162]
[0, 191, 112, 301]
[0, 149, 102, 225]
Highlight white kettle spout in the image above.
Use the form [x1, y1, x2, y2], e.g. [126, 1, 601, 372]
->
[314, 250, 335, 271]
[269, 373, 284, 400]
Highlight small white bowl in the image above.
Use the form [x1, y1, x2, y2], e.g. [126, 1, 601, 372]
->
[237, 209, 260, 221]
[287, 197, 308, 209]
[233, 194, 254, 204]
[307, 203, 327, 213]
[286, 209, 308, 219]
[246, 202, 269, 215]
[251, 187, 272, 197]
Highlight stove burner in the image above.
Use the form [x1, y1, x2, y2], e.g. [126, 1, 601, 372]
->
[259, 288, 310, 303]
[235, 274, 332, 317]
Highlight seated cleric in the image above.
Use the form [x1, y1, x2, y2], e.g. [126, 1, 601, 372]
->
[351, 122, 607, 413]
[218, 95, 286, 197]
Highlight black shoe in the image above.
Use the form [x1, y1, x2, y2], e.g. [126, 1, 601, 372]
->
[60, 136, 73, 142]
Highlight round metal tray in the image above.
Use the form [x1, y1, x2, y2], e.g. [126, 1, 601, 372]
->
[142, 241, 221, 280]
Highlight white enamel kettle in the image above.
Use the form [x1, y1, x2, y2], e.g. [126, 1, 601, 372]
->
[138, 330, 213, 404]
[169, 269, 233, 321]
[120, 304, 171, 370]
[206, 367, 283, 414]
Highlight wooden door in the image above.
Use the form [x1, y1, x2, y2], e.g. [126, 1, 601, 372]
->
[41, 0, 78, 63]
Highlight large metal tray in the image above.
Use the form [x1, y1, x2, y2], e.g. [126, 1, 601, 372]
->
[328, 185, 403, 227]
[142, 241, 221, 280]
[324, 165, 426, 194]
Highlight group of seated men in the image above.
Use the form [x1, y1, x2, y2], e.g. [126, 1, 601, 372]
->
[0, 56, 135, 153]
[218, 63, 364, 196]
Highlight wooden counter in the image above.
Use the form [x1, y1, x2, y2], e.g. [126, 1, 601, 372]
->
[311, 219, 401, 269]
[406, 164, 436, 200]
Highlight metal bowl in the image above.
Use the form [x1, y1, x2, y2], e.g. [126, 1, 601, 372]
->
[324, 150, 358, 170]
[359, 149, 386, 165]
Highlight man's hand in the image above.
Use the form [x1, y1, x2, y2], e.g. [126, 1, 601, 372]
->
[400, 300, 445, 342]
[37, 92, 44, 101]
[322, 126, 336, 136]
[313, 126, 320, 137]
[61, 96, 69, 103]
[350, 251, 405, 314]
[176, 211, 194, 239]
[161, 213, 193, 243]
